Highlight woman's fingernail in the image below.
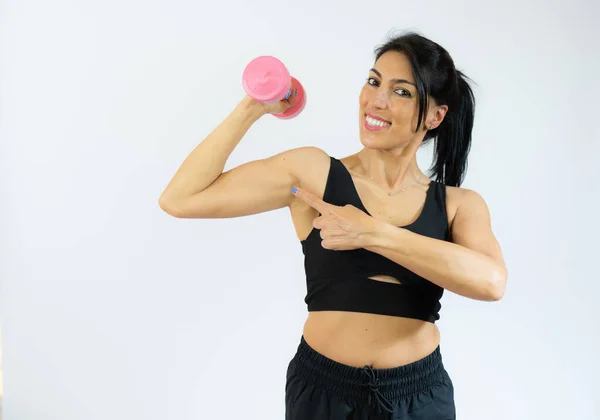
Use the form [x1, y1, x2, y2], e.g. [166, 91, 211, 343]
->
[285, 91, 291, 100]
[291, 187, 297, 194]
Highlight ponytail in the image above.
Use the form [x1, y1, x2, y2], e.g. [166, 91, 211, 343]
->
[429, 71, 475, 187]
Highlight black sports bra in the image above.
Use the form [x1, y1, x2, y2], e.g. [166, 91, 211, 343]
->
[300, 156, 451, 323]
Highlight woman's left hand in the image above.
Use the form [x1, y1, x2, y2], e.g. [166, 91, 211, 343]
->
[292, 186, 383, 250]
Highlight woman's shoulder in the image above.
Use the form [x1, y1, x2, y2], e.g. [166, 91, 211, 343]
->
[278, 146, 332, 186]
[443, 184, 491, 228]
[280, 146, 331, 162]
[444, 184, 487, 205]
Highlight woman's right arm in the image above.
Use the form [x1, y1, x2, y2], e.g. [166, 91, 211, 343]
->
[158, 95, 324, 219]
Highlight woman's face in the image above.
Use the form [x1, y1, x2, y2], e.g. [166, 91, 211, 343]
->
[358, 50, 431, 151]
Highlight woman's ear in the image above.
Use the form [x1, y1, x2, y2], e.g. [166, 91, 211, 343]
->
[427, 104, 448, 130]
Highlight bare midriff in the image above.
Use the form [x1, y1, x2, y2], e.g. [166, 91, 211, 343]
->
[302, 310, 441, 369]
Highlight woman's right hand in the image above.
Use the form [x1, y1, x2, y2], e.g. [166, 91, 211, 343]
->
[245, 85, 299, 116]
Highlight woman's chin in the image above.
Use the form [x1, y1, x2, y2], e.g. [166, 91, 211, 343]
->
[359, 134, 384, 149]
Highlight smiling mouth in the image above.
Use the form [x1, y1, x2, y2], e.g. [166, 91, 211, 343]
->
[364, 114, 391, 129]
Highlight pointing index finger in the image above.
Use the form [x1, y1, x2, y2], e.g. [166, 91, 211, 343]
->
[292, 187, 331, 214]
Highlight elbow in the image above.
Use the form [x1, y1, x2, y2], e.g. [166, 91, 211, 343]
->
[487, 284, 505, 302]
[485, 267, 507, 302]
[158, 196, 185, 218]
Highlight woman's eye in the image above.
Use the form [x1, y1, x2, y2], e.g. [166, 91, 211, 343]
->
[367, 78, 411, 97]
[367, 77, 379, 86]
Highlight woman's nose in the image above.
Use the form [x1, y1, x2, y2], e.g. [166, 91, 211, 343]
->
[374, 91, 388, 108]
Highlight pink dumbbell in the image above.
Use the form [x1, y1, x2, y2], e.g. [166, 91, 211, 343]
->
[242, 56, 306, 119]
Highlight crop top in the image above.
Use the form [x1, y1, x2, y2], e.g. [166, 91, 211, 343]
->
[300, 156, 451, 323]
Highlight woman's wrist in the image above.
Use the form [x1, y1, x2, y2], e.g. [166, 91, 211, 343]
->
[237, 95, 267, 121]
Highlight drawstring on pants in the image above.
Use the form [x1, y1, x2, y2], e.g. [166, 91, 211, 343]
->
[362, 365, 394, 413]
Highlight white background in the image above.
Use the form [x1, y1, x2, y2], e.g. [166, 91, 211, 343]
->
[1, 0, 599, 419]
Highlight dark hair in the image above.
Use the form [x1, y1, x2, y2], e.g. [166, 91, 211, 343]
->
[374, 31, 476, 187]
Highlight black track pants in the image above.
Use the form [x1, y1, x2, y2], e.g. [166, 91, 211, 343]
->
[285, 336, 456, 420]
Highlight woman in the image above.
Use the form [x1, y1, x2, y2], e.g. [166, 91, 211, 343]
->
[159, 31, 507, 419]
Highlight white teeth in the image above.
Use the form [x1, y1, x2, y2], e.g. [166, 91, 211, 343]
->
[366, 116, 390, 127]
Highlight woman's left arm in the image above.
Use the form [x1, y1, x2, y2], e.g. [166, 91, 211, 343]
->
[362, 189, 507, 301]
